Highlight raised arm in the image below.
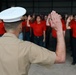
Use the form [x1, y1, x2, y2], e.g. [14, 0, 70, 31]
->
[43, 31, 46, 43]
[29, 11, 66, 65]
[46, 14, 51, 26]
[27, 15, 31, 27]
[49, 11, 66, 63]
[66, 16, 71, 29]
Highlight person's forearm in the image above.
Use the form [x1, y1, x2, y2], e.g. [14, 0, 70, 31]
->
[55, 30, 66, 63]
[63, 31, 65, 36]
[66, 22, 71, 29]
[46, 18, 50, 26]
[49, 11, 66, 63]
[43, 31, 46, 42]
[27, 20, 30, 27]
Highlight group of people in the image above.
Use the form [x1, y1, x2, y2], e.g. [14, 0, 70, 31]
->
[0, 7, 66, 75]
[19, 14, 66, 48]
[19, 14, 47, 47]
[21, 14, 76, 65]
[66, 15, 76, 65]
[0, 11, 76, 65]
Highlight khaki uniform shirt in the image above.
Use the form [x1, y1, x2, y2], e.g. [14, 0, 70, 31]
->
[0, 33, 56, 75]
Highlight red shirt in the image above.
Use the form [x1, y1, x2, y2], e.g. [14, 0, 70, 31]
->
[42, 20, 47, 31]
[42, 20, 46, 27]
[22, 21, 30, 32]
[30, 21, 46, 36]
[52, 19, 66, 38]
[0, 22, 6, 35]
[70, 19, 74, 25]
[70, 20, 76, 38]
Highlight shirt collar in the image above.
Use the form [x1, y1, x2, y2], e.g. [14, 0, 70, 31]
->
[2, 33, 18, 38]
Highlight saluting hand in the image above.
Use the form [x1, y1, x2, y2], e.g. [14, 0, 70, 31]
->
[49, 11, 62, 32]
[27, 15, 31, 20]
[66, 16, 71, 23]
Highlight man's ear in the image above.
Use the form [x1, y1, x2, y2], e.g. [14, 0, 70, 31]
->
[19, 23, 22, 29]
[17, 23, 22, 32]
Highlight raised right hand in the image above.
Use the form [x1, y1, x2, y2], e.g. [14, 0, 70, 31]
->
[27, 15, 31, 20]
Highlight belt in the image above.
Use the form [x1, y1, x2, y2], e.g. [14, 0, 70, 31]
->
[34, 36, 43, 38]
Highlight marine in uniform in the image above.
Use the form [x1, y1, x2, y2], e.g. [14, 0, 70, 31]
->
[0, 7, 66, 75]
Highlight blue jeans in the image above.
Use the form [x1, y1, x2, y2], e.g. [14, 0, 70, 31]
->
[51, 37, 57, 52]
[24, 32, 30, 41]
[34, 36, 44, 47]
[0, 35, 3, 37]
[19, 33, 23, 40]
[72, 37, 76, 63]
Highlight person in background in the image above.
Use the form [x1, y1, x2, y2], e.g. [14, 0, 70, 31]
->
[32, 13, 36, 22]
[0, 20, 6, 37]
[18, 16, 24, 40]
[27, 15, 46, 47]
[47, 15, 66, 51]
[22, 15, 31, 41]
[44, 15, 48, 21]
[68, 15, 74, 57]
[66, 15, 76, 65]
[41, 15, 47, 47]
[0, 7, 66, 75]
[45, 15, 51, 49]
[30, 14, 36, 42]
[65, 14, 68, 22]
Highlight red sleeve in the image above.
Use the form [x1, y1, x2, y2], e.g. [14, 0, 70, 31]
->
[42, 20, 46, 25]
[69, 20, 74, 29]
[22, 21, 26, 27]
[70, 23, 73, 29]
[61, 19, 66, 31]
[43, 26, 46, 31]
[29, 22, 35, 28]
[41, 21, 46, 31]
[43, 24, 46, 31]
[43, 21, 46, 31]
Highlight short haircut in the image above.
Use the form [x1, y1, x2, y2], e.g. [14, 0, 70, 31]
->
[4, 21, 22, 31]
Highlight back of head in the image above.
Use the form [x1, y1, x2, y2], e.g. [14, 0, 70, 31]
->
[4, 21, 22, 32]
[0, 7, 26, 33]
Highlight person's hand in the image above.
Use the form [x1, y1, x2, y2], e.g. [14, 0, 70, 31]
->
[21, 16, 24, 20]
[43, 38, 45, 42]
[67, 16, 71, 23]
[46, 14, 51, 26]
[47, 14, 51, 19]
[49, 11, 62, 32]
[27, 15, 31, 20]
